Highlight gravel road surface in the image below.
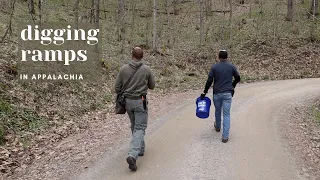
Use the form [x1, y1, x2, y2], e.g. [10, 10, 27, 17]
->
[75, 79, 320, 180]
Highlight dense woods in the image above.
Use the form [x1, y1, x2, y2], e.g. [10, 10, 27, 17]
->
[1, 0, 319, 51]
[0, 0, 319, 178]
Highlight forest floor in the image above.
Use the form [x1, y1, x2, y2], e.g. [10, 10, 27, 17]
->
[0, 0, 320, 179]
[282, 97, 320, 179]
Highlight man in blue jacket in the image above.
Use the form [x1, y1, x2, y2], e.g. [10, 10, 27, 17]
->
[201, 50, 240, 143]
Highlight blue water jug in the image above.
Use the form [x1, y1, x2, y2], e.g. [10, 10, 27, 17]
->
[196, 96, 211, 119]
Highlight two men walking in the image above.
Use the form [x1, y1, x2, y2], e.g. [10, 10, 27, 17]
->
[115, 48, 239, 171]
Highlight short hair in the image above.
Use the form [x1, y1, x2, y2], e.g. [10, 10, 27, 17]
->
[219, 50, 228, 59]
[132, 47, 144, 59]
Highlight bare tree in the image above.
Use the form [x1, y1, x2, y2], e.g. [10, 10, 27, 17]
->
[310, 0, 318, 40]
[310, 0, 319, 16]
[166, 0, 171, 27]
[89, 0, 94, 23]
[1, 0, 16, 42]
[229, 0, 233, 47]
[286, 0, 294, 21]
[259, 0, 263, 13]
[199, 0, 204, 46]
[205, 0, 212, 16]
[38, 0, 42, 25]
[249, 0, 252, 18]
[102, 0, 107, 19]
[173, 0, 179, 15]
[28, 0, 35, 14]
[94, 0, 100, 52]
[94, 0, 100, 24]
[74, 0, 80, 27]
[130, 0, 136, 43]
[272, 0, 278, 50]
[166, 0, 171, 46]
[119, 0, 126, 54]
[27, 0, 36, 23]
[152, 0, 158, 51]
[145, 0, 152, 47]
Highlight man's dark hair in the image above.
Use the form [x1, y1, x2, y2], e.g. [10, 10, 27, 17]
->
[219, 50, 228, 59]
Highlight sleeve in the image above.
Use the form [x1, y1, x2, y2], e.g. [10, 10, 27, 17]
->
[208, 65, 215, 77]
[115, 68, 123, 94]
[148, 67, 156, 90]
[203, 65, 214, 94]
[232, 65, 241, 88]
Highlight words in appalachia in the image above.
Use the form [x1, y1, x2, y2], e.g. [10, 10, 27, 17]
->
[20, 74, 84, 80]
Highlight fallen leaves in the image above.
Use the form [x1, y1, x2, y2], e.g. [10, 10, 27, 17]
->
[284, 99, 320, 179]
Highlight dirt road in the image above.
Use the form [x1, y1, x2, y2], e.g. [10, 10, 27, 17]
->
[75, 79, 320, 180]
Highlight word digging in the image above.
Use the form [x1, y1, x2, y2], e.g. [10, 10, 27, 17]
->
[20, 25, 100, 65]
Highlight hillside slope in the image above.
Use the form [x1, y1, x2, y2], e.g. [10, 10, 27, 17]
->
[0, 0, 319, 177]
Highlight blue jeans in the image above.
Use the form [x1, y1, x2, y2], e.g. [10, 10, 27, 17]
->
[213, 92, 232, 139]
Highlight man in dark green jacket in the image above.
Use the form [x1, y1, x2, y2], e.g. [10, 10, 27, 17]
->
[115, 47, 155, 171]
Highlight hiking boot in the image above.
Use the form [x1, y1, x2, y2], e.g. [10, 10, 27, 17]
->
[126, 156, 137, 171]
[222, 138, 229, 143]
[214, 122, 221, 132]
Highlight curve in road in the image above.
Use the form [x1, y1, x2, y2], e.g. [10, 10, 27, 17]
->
[75, 79, 320, 180]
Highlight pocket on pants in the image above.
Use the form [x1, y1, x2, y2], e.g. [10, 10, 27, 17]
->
[223, 93, 232, 99]
[134, 99, 147, 113]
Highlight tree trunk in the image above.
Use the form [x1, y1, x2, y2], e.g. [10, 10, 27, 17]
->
[249, 0, 252, 18]
[310, 0, 318, 40]
[119, 0, 126, 54]
[173, 0, 179, 15]
[152, 0, 158, 51]
[310, 0, 319, 16]
[286, 0, 294, 21]
[94, 0, 100, 52]
[229, 0, 233, 47]
[272, 0, 278, 50]
[166, 0, 171, 26]
[205, 0, 212, 16]
[28, 0, 35, 14]
[145, 0, 152, 47]
[74, 0, 80, 27]
[90, 0, 94, 23]
[38, 0, 42, 25]
[1, 0, 16, 42]
[94, 0, 100, 24]
[199, 0, 204, 46]
[259, 0, 263, 13]
[131, 0, 136, 43]
[102, 0, 107, 19]
[166, 0, 171, 46]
